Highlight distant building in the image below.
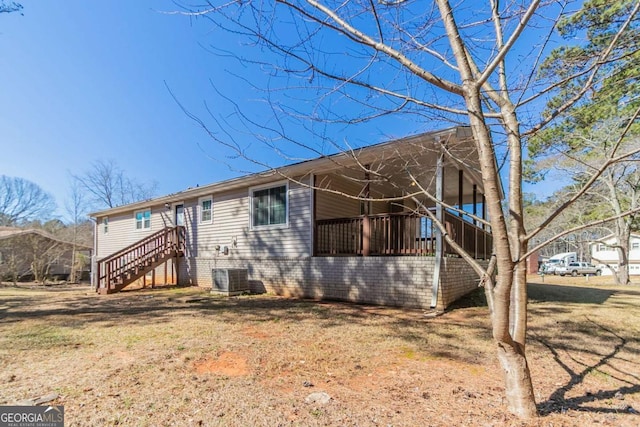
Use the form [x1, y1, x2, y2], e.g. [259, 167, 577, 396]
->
[0, 227, 91, 281]
[590, 233, 640, 276]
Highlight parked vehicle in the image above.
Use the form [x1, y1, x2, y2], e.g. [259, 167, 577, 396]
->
[540, 252, 577, 275]
[556, 262, 602, 277]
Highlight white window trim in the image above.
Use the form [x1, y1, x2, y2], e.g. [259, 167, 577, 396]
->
[134, 208, 152, 231]
[102, 217, 108, 234]
[199, 196, 213, 225]
[249, 180, 289, 230]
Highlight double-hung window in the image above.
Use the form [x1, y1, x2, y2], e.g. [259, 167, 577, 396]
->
[200, 197, 213, 224]
[251, 183, 288, 229]
[135, 209, 151, 230]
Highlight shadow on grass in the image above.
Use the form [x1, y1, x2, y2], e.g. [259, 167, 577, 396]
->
[528, 282, 616, 305]
[534, 318, 640, 416]
[447, 282, 619, 308]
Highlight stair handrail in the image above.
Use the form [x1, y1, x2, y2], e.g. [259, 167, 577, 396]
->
[97, 226, 184, 291]
[99, 226, 183, 264]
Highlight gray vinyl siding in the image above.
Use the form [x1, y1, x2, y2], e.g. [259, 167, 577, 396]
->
[315, 174, 361, 220]
[315, 174, 387, 220]
[191, 179, 312, 258]
[96, 205, 176, 258]
[96, 178, 313, 260]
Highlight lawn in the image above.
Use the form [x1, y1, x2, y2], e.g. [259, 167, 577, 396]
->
[0, 277, 638, 426]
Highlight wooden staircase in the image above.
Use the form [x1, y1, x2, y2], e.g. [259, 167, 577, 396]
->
[96, 226, 185, 294]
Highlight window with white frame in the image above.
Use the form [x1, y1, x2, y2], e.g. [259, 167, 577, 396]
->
[103, 217, 108, 234]
[135, 209, 151, 230]
[200, 197, 212, 224]
[633, 241, 640, 250]
[251, 183, 288, 228]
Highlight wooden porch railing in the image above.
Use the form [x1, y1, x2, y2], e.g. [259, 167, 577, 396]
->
[315, 211, 492, 258]
[96, 226, 185, 294]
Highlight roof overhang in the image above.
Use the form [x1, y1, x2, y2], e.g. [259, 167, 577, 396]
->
[89, 126, 502, 217]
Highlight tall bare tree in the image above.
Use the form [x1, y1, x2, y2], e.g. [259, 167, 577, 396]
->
[531, 118, 640, 284]
[0, 175, 56, 226]
[72, 159, 157, 210]
[64, 178, 89, 283]
[173, 0, 640, 418]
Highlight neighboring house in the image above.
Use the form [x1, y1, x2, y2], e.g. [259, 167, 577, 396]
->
[90, 126, 496, 310]
[590, 233, 640, 276]
[0, 227, 91, 282]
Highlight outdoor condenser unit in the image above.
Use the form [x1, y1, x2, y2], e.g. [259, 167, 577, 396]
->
[212, 268, 249, 295]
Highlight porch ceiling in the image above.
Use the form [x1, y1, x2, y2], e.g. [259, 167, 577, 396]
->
[315, 131, 485, 206]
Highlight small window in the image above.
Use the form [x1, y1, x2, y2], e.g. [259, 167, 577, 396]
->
[103, 217, 108, 234]
[250, 183, 288, 228]
[135, 209, 151, 230]
[200, 197, 212, 224]
[633, 242, 640, 250]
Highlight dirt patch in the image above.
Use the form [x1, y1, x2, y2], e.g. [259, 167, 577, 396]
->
[241, 325, 277, 340]
[193, 351, 250, 376]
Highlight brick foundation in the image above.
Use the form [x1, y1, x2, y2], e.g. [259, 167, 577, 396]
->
[178, 255, 485, 310]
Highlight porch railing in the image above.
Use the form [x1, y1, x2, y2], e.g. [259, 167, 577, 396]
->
[314, 211, 491, 259]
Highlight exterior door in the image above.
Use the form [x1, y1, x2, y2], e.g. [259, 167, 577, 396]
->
[175, 204, 185, 227]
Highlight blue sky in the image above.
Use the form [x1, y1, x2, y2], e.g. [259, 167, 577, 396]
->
[0, 1, 565, 221]
[0, 1, 259, 218]
[1, 1, 424, 220]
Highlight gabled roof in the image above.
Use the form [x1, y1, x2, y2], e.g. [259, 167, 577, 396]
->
[90, 126, 501, 217]
[0, 227, 92, 250]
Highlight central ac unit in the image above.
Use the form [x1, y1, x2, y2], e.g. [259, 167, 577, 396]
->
[212, 268, 249, 295]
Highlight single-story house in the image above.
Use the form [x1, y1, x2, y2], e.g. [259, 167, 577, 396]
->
[590, 233, 640, 275]
[90, 126, 495, 310]
[0, 227, 91, 282]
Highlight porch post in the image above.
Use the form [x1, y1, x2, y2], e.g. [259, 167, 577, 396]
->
[482, 193, 487, 258]
[362, 216, 371, 256]
[458, 169, 464, 256]
[311, 174, 317, 257]
[473, 185, 478, 259]
[431, 149, 444, 308]
[458, 170, 464, 217]
[362, 166, 371, 256]
[481, 194, 486, 230]
[472, 185, 477, 224]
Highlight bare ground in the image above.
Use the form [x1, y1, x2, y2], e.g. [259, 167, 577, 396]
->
[0, 276, 638, 426]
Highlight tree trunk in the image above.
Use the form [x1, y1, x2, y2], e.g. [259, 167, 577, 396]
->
[496, 341, 537, 418]
[487, 268, 538, 419]
[616, 244, 630, 285]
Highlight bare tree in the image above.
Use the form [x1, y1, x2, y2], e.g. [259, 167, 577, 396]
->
[0, 175, 56, 226]
[64, 179, 89, 283]
[534, 119, 640, 284]
[171, 0, 640, 418]
[0, 230, 66, 283]
[72, 159, 158, 210]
